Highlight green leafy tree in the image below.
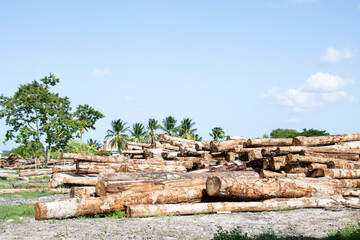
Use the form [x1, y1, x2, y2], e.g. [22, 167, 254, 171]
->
[0, 74, 104, 166]
[178, 118, 197, 140]
[301, 128, 330, 137]
[87, 139, 102, 150]
[210, 127, 225, 141]
[146, 118, 160, 144]
[270, 128, 300, 138]
[104, 119, 129, 153]
[130, 123, 148, 143]
[74, 104, 104, 142]
[160, 116, 179, 136]
[9, 141, 43, 159]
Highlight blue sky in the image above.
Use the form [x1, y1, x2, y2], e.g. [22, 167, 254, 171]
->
[1, 0, 359, 149]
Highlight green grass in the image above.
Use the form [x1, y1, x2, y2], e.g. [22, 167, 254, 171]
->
[0, 190, 56, 199]
[77, 210, 126, 219]
[211, 222, 360, 240]
[0, 204, 35, 220]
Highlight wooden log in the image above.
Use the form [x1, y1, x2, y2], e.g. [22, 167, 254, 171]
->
[0, 188, 70, 194]
[162, 151, 179, 160]
[308, 163, 328, 171]
[208, 161, 246, 172]
[247, 149, 262, 161]
[118, 164, 187, 173]
[284, 163, 308, 174]
[13, 182, 49, 188]
[342, 189, 360, 197]
[97, 177, 207, 196]
[246, 138, 293, 147]
[60, 153, 123, 163]
[268, 156, 287, 171]
[0, 173, 20, 179]
[210, 139, 248, 152]
[293, 133, 360, 147]
[158, 134, 197, 145]
[214, 144, 244, 153]
[261, 147, 277, 156]
[143, 148, 164, 159]
[259, 170, 284, 178]
[286, 154, 350, 164]
[19, 169, 53, 177]
[275, 146, 305, 155]
[98, 171, 259, 183]
[35, 186, 204, 220]
[126, 196, 354, 218]
[206, 176, 359, 199]
[226, 136, 249, 141]
[226, 152, 237, 162]
[52, 165, 77, 173]
[301, 151, 360, 161]
[49, 173, 98, 188]
[310, 169, 360, 179]
[70, 187, 96, 198]
[161, 143, 180, 151]
[195, 141, 211, 151]
[327, 161, 360, 169]
[262, 159, 270, 169]
[306, 145, 360, 154]
[285, 173, 307, 178]
[120, 150, 144, 155]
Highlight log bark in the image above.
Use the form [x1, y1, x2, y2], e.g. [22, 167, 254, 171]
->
[259, 170, 284, 178]
[49, 173, 98, 188]
[60, 153, 123, 163]
[301, 151, 359, 161]
[327, 161, 360, 169]
[163, 151, 179, 159]
[118, 164, 187, 173]
[210, 139, 248, 152]
[306, 146, 360, 154]
[98, 171, 259, 183]
[0, 173, 20, 179]
[246, 138, 293, 147]
[35, 186, 204, 220]
[310, 169, 360, 179]
[126, 196, 354, 218]
[195, 141, 211, 151]
[52, 165, 77, 173]
[96, 177, 207, 196]
[158, 134, 197, 145]
[19, 169, 53, 177]
[206, 176, 358, 199]
[293, 133, 360, 147]
[308, 163, 328, 171]
[247, 149, 263, 161]
[269, 156, 287, 171]
[286, 154, 350, 164]
[284, 163, 308, 174]
[70, 187, 96, 198]
[275, 146, 305, 155]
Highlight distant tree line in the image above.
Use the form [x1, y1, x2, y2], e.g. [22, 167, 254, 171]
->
[264, 128, 330, 139]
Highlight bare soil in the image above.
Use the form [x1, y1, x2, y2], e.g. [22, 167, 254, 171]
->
[0, 197, 359, 240]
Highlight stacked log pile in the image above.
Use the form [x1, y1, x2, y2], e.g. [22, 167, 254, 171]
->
[36, 133, 360, 220]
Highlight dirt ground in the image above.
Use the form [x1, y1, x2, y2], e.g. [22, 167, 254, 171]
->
[0, 193, 359, 240]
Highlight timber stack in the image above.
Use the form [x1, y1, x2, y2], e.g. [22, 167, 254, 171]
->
[36, 133, 360, 220]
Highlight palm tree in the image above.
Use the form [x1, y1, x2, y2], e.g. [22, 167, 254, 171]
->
[146, 118, 160, 144]
[130, 123, 148, 143]
[178, 118, 197, 139]
[209, 127, 225, 141]
[104, 119, 129, 153]
[87, 139, 102, 150]
[160, 116, 179, 136]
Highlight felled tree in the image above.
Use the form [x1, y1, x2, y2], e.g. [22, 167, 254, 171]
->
[0, 73, 104, 166]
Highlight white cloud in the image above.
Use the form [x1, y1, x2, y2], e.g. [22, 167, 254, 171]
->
[320, 47, 354, 64]
[262, 72, 356, 112]
[124, 96, 133, 101]
[90, 68, 110, 77]
[303, 72, 355, 92]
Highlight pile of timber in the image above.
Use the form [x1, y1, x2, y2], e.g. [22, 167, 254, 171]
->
[36, 133, 360, 220]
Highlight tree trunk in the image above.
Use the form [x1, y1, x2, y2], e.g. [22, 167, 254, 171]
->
[125, 196, 355, 218]
[210, 139, 248, 152]
[60, 153, 123, 163]
[246, 138, 293, 147]
[0, 173, 20, 179]
[327, 160, 360, 169]
[310, 169, 360, 179]
[0, 188, 70, 194]
[12, 182, 49, 188]
[293, 134, 360, 146]
[308, 163, 328, 171]
[49, 173, 98, 188]
[96, 177, 207, 196]
[286, 154, 351, 164]
[195, 141, 211, 151]
[259, 170, 284, 178]
[284, 163, 308, 174]
[301, 151, 359, 161]
[52, 165, 77, 173]
[19, 169, 53, 177]
[205, 176, 359, 199]
[275, 146, 305, 155]
[268, 156, 287, 171]
[306, 146, 360, 154]
[70, 187, 96, 198]
[35, 186, 204, 220]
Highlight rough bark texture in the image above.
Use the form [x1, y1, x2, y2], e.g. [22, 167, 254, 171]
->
[60, 153, 123, 163]
[293, 134, 360, 146]
[19, 169, 53, 177]
[70, 187, 96, 198]
[49, 173, 98, 188]
[125, 196, 356, 218]
[206, 176, 358, 199]
[246, 138, 293, 147]
[0, 188, 70, 194]
[310, 169, 360, 179]
[259, 170, 284, 178]
[301, 151, 360, 161]
[35, 187, 204, 220]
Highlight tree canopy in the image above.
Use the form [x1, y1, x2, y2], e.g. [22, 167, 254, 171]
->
[0, 73, 104, 165]
[269, 128, 330, 138]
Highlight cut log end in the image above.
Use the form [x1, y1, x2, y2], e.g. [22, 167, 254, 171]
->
[95, 182, 107, 197]
[35, 202, 46, 220]
[206, 177, 221, 196]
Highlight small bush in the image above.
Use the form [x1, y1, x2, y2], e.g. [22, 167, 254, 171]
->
[96, 150, 111, 156]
